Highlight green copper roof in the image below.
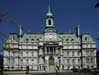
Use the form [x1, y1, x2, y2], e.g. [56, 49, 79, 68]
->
[58, 33, 80, 43]
[82, 34, 94, 43]
[19, 33, 43, 42]
[4, 32, 95, 44]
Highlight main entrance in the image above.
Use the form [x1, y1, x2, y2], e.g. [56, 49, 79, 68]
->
[48, 56, 55, 72]
[49, 56, 54, 65]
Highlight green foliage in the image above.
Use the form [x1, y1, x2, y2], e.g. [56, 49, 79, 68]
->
[95, 2, 99, 8]
[0, 18, 3, 23]
[97, 38, 99, 40]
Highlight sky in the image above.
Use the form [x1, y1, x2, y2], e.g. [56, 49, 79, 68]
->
[0, 0, 99, 54]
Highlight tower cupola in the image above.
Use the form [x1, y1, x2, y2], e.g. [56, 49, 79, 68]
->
[45, 5, 56, 32]
[45, 5, 54, 27]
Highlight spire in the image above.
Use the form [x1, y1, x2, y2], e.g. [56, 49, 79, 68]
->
[46, 5, 53, 17]
[48, 5, 51, 13]
[76, 25, 80, 37]
[45, 5, 56, 32]
[19, 25, 23, 37]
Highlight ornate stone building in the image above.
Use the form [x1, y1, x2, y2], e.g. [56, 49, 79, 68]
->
[3, 7, 97, 72]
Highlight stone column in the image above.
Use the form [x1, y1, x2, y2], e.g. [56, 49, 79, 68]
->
[53, 47, 54, 54]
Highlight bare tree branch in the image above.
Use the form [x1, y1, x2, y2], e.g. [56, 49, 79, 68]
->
[95, 2, 99, 8]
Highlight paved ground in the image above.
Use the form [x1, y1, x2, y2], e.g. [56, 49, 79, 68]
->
[2, 71, 97, 75]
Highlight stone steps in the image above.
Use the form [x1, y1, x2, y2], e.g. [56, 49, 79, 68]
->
[3, 72, 95, 75]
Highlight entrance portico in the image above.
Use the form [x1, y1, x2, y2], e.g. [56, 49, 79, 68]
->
[48, 56, 55, 72]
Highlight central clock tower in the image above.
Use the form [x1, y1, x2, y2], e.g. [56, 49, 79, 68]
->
[44, 5, 56, 33]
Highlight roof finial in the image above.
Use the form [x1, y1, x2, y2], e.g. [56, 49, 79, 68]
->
[46, 4, 53, 17]
[48, 4, 51, 13]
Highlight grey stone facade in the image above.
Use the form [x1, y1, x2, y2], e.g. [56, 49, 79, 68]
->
[3, 6, 97, 72]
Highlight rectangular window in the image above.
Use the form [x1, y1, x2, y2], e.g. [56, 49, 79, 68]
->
[50, 47, 53, 53]
[86, 58, 89, 63]
[78, 59, 80, 63]
[72, 59, 75, 64]
[46, 46, 56, 54]
[47, 47, 49, 53]
[26, 51, 28, 55]
[67, 59, 70, 63]
[72, 51, 74, 56]
[26, 59, 28, 64]
[20, 59, 23, 64]
[21, 51, 23, 56]
[78, 51, 80, 56]
[91, 58, 93, 63]
[67, 66, 69, 69]
[31, 59, 34, 61]
[67, 51, 69, 56]
[32, 51, 34, 56]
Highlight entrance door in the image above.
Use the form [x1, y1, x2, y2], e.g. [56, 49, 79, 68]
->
[49, 56, 55, 72]
[49, 56, 54, 65]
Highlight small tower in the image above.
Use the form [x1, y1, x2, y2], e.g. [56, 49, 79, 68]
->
[19, 25, 23, 37]
[76, 25, 80, 37]
[45, 5, 56, 32]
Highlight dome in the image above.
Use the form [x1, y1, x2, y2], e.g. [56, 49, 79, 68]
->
[46, 5, 53, 17]
[46, 12, 53, 17]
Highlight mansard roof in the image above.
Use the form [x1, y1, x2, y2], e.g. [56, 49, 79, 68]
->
[4, 32, 95, 45]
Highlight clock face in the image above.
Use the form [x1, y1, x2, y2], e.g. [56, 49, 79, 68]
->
[45, 33, 57, 41]
[49, 34, 53, 38]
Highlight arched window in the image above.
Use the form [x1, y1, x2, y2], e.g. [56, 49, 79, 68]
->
[26, 39, 29, 42]
[48, 19, 51, 25]
[85, 37, 88, 41]
[36, 39, 39, 41]
[49, 56, 54, 65]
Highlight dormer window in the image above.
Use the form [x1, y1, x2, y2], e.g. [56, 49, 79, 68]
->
[37, 39, 39, 41]
[26, 39, 29, 42]
[71, 39, 74, 41]
[66, 39, 69, 41]
[85, 37, 88, 41]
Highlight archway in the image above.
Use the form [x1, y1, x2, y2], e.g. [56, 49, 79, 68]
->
[49, 56, 54, 65]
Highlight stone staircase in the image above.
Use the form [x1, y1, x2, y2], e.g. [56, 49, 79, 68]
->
[48, 65, 55, 72]
[3, 72, 95, 75]
[3, 70, 96, 75]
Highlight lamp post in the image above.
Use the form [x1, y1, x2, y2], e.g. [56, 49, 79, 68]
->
[0, 32, 7, 75]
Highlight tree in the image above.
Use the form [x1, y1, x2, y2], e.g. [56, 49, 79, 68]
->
[0, 10, 19, 26]
[95, 2, 99, 8]
[97, 38, 99, 41]
[0, 10, 19, 38]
